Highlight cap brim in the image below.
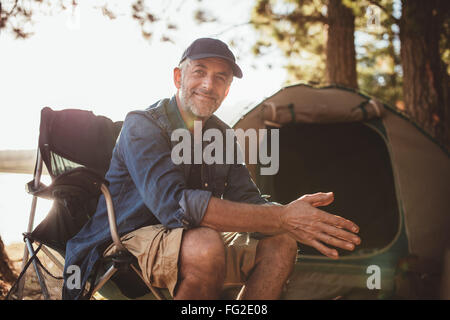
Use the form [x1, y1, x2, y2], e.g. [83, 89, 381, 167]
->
[187, 53, 243, 78]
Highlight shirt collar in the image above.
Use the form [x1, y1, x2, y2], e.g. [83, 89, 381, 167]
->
[165, 95, 217, 133]
[166, 95, 188, 131]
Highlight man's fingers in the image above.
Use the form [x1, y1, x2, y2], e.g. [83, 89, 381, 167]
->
[284, 196, 361, 259]
[288, 228, 344, 258]
[316, 208, 360, 233]
[310, 240, 339, 259]
[311, 199, 334, 207]
[316, 222, 361, 245]
[300, 192, 334, 207]
[315, 232, 357, 251]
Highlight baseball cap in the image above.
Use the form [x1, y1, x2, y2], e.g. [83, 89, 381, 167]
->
[179, 38, 243, 78]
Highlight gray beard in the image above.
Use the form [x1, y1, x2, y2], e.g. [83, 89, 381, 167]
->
[179, 84, 218, 118]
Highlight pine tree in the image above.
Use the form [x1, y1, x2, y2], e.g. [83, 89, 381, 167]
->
[251, 0, 357, 88]
[399, 0, 450, 149]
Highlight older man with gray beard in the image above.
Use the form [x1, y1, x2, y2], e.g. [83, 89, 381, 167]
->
[62, 38, 361, 300]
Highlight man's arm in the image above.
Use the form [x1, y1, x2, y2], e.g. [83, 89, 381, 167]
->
[119, 110, 212, 229]
[201, 196, 283, 234]
[200, 192, 361, 259]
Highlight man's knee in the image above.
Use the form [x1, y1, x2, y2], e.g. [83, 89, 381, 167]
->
[257, 233, 298, 268]
[179, 227, 225, 274]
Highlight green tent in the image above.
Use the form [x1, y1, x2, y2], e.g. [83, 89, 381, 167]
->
[228, 83, 450, 299]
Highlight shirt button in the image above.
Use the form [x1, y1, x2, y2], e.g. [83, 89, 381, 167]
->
[204, 182, 208, 187]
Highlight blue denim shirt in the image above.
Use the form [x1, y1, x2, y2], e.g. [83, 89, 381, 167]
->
[62, 96, 268, 299]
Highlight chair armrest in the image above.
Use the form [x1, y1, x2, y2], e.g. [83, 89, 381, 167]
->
[26, 166, 127, 253]
[100, 184, 126, 252]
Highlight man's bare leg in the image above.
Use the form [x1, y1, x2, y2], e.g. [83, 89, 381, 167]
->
[174, 227, 225, 299]
[239, 233, 298, 299]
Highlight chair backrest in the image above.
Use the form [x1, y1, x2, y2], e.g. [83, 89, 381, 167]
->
[38, 107, 123, 178]
[29, 107, 123, 253]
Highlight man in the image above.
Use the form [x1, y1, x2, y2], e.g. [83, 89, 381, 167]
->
[62, 38, 361, 300]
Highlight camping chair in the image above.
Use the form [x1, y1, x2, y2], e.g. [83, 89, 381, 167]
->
[6, 107, 167, 300]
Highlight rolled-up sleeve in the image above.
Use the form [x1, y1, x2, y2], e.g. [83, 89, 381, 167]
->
[118, 112, 212, 229]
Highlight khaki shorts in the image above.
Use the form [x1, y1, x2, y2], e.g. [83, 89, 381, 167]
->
[103, 224, 260, 297]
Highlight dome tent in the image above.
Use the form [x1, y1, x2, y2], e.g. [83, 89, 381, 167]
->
[229, 83, 450, 299]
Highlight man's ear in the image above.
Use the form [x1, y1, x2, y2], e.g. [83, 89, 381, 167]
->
[173, 67, 182, 89]
[224, 82, 231, 98]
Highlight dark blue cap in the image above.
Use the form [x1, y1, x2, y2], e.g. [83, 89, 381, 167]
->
[179, 38, 243, 78]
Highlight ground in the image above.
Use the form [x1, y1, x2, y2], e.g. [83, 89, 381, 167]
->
[3, 242, 45, 300]
[3, 242, 105, 300]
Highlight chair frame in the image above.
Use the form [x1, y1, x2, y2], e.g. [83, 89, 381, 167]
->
[15, 149, 165, 300]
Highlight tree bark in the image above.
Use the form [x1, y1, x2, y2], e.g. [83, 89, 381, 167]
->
[0, 236, 17, 297]
[400, 0, 450, 149]
[326, 0, 358, 89]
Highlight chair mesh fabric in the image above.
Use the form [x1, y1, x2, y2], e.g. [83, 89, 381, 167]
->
[50, 151, 85, 177]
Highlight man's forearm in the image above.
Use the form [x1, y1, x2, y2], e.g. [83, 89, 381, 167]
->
[199, 192, 362, 259]
[200, 196, 284, 234]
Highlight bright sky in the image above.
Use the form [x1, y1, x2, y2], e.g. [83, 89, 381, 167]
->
[0, 0, 287, 150]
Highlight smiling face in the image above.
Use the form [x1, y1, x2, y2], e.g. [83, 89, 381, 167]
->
[174, 57, 233, 122]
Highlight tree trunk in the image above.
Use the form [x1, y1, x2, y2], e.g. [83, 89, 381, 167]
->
[400, 0, 450, 149]
[326, 0, 358, 89]
[0, 236, 17, 297]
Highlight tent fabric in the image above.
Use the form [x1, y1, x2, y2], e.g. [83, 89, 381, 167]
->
[283, 267, 394, 300]
[260, 87, 384, 125]
[231, 85, 448, 259]
[382, 111, 450, 269]
[232, 85, 385, 184]
[229, 83, 449, 298]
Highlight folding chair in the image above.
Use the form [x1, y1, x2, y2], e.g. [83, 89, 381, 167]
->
[6, 107, 168, 300]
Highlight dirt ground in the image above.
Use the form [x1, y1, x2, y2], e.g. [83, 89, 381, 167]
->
[3, 242, 239, 300]
[4, 242, 46, 300]
[4, 242, 105, 300]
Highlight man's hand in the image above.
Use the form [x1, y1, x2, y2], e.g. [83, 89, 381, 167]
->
[280, 192, 361, 259]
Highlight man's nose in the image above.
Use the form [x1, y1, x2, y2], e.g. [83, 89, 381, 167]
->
[201, 75, 213, 91]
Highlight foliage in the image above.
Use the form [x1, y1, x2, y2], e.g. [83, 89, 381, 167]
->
[0, 0, 55, 39]
[0, 0, 209, 43]
[251, 0, 327, 86]
[251, 0, 404, 107]
[1, 0, 447, 113]
[353, 0, 403, 107]
[439, 1, 450, 74]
